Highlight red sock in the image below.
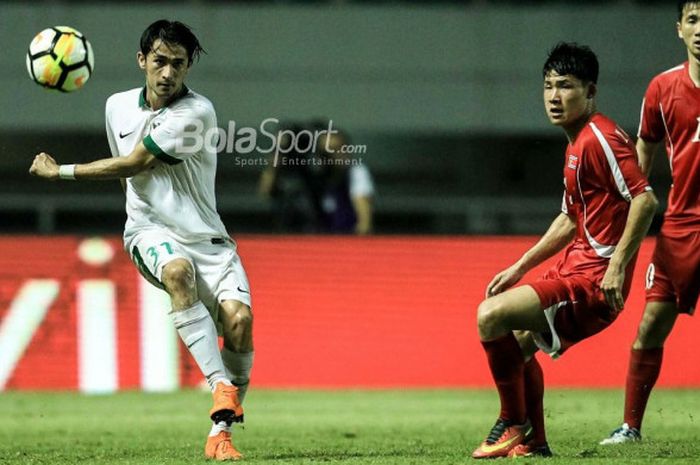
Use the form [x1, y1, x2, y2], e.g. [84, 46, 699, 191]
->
[623, 347, 663, 431]
[524, 356, 546, 445]
[481, 332, 526, 424]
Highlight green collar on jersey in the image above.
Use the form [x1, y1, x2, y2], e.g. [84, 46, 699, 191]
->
[138, 85, 190, 109]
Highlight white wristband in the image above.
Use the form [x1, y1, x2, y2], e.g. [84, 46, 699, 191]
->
[58, 164, 76, 180]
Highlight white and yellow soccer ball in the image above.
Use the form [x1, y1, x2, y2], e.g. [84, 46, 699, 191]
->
[26, 26, 94, 92]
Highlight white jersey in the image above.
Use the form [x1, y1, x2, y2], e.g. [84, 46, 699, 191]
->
[349, 164, 374, 198]
[105, 86, 228, 245]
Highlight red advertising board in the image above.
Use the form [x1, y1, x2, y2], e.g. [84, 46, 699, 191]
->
[0, 235, 697, 391]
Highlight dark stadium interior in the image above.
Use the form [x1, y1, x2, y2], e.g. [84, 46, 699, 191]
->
[1, 130, 671, 235]
[1, 2, 678, 235]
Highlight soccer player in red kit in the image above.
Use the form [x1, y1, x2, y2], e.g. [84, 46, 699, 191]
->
[471, 42, 658, 459]
[601, 1, 700, 445]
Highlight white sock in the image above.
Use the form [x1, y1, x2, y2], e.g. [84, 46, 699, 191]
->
[221, 348, 254, 403]
[209, 420, 231, 437]
[170, 301, 230, 390]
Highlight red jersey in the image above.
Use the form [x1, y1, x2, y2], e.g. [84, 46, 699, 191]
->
[638, 62, 700, 230]
[557, 113, 652, 279]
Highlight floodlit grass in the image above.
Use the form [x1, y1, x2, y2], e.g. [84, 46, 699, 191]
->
[0, 388, 698, 464]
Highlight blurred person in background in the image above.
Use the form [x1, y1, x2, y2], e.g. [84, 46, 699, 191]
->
[600, 0, 700, 445]
[259, 122, 374, 235]
[29, 19, 252, 461]
[258, 122, 325, 233]
[472, 42, 658, 459]
[316, 129, 374, 235]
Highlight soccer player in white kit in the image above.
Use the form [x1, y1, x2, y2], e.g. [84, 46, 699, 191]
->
[30, 20, 252, 461]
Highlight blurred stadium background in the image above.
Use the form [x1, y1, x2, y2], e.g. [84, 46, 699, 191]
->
[0, 0, 680, 235]
[1, 0, 699, 426]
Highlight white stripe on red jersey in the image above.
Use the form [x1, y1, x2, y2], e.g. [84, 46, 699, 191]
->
[638, 61, 700, 230]
[558, 113, 650, 272]
[590, 122, 632, 201]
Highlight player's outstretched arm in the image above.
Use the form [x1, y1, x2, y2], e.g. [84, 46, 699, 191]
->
[29, 142, 159, 181]
[636, 138, 661, 178]
[600, 190, 658, 311]
[486, 212, 576, 297]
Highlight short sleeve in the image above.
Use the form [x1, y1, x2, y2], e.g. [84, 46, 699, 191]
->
[613, 142, 652, 200]
[637, 79, 664, 143]
[589, 123, 651, 201]
[349, 164, 374, 198]
[143, 102, 214, 165]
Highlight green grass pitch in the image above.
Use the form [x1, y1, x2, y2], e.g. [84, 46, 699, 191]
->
[0, 389, 698, 464]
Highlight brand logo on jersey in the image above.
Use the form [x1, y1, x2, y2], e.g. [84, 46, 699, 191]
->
[119, 130, 135, 139]
[236, 286, 250, 294]
[151, 121, 162, 130]
[567, 154, 578, 170]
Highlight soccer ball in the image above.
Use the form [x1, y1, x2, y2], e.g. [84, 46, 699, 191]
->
[26, 26, 94, 92]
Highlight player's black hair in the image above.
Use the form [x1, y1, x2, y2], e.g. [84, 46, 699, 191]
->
[542, 42, 599, 84]
[678, 1, 700, 20]
[140, 20, 205, 65]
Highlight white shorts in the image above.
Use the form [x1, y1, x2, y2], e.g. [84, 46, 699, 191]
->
[126, 229, 252, 322]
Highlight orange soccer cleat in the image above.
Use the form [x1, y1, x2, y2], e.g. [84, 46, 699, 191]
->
[205, 431, 243, 461]
[471, 418, 532, 459]
[507, 441, 553, 458]
[210, 382, 244, 424]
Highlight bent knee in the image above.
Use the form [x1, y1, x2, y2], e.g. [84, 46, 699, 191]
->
[477, 298, 505, 332]
[233, 306, 253, 329]
[221, 303, 253, 329]
[161, 259, 195, 291]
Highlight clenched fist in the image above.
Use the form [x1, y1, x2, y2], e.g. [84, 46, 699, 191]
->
[29, 152, 59, 180]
